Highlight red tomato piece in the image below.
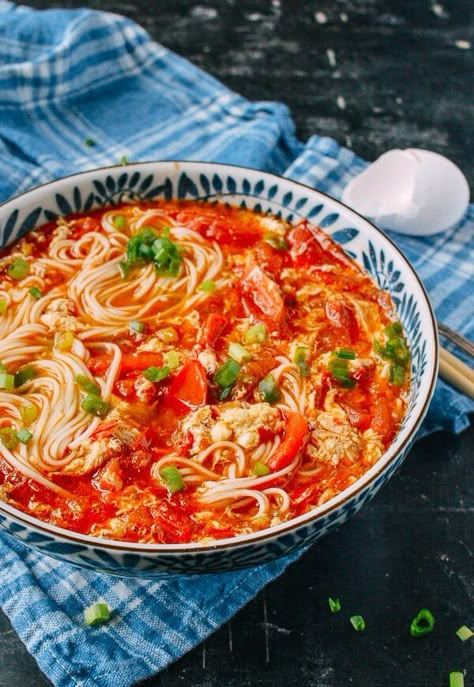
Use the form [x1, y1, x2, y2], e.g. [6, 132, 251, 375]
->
[266, 411, 308, 471]
[167, 359, 208, 407]
[242, 265, 285, 322]
[200, 313, 228, 347]
[288, 220, 352, 269]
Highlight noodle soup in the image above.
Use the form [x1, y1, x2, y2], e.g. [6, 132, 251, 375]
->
[0, 201, 410, 544]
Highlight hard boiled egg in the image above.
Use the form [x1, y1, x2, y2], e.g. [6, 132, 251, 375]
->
[342, 149, 470, 236]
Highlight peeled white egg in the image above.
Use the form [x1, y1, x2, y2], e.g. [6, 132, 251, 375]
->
[341, 148, 470, 236]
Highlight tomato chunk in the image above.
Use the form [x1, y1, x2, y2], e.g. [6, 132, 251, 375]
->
[200, 313, 228, 347]
[168, 359, 208, 407]
[266, 411, 308, 471]
[242, 265, 285, 322]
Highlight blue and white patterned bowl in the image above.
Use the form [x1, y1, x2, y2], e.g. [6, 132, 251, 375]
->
[0, 161, 438, 577]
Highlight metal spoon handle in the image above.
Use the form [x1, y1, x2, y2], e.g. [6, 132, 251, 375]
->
[438, 322, 474, 358]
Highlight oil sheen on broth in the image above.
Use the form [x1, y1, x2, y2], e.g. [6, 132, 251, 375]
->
[0, 201, 410, 544]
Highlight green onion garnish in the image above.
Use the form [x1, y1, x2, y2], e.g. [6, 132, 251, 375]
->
[389, 363, 406, 386]
[84, 602, 111, 626]
[19, 404, 39, 425]
[198, 279, 216, 293]
[55, 331, 74, 351]
[118, 260, 131, 280]
[328, 597, 341, 613]
[84, 138, 96, 147]
[28, 286, 43, 300]
[123, 227, 183, 278]
[244, 323, 267, 344]
[214, 358, 241, 390]
[75, 374, 101, 396]
[258, 374, 281, 404]
[16, 428, 33, 444]
[157, 327, 178, 343]
[328, 354, 355, 388]
[0, 362, 6, 372]
[143, 366, 171, 383]
[113, 215, 127, 229]
[263, 233, 289, 251]
[119, 155, 129, 165]
[228, 342, 252, 364]
[129, 320, 145, 334]
[0, 298, 7, 315]
[253, 461, 271, 476]
[409, 608, 435, 637]
[450, 673, 464, 687]
[383, 321, 403, 338]
[0, 427, 19, 450]
[350, 615, 366, 631]
[455, 625, 473, 642]
[336, 348, 356, 360]
[81, 394, 111, 418]
[0, 372, 15, 390]
[159, 465, 185, 493]
[164, 350, 179, 370]
[14, 365, 36, 388]
[7, 257, 29, 280]
[294, 346, 311, 377]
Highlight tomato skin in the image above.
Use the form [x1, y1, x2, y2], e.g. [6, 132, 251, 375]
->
[370, 395, 393, 440]
[325, 300, 359, 344]
[176, 207, 262, 247]
[267, 411, 308, 471]
[167, 359, 208, 407]
[242, 265, 285, 322]
[288, 220, 352, 269]
[200, 313, 228, 347]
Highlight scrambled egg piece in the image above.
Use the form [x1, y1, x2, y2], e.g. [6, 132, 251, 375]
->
[308, 411, 361, 465]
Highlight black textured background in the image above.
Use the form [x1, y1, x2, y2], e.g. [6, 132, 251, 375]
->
[1, 2, 473, 686]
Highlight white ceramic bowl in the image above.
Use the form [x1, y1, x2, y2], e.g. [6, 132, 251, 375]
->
[0, 161, 438, 576]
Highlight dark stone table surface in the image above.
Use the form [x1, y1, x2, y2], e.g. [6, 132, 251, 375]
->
[1, 1, 472, 686]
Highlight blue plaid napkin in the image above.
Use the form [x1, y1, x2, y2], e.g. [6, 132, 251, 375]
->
[0, 3, 472, 686]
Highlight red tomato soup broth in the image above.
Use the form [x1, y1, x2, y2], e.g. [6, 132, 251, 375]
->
[0, 200, 410, 544]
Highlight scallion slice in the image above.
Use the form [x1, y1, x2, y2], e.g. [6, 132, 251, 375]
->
[0, 372, 15, 390]
[81, 394, 111, 419]
[383, 321, 403, 338]
[228, 342, 252, 364]
[214, 358, 241, 389]
[113, 215, 127, 229]
[244, 323, 267, 344]
[14, 365, 36, 387]
[0, 298, 7, 315]
[7, 257, 29, 280]
[119, 155, 129, 165]
[198, 279, 216, 293]
[75, 374, 101, 396]
[389, 363, 406, 386]
[263, 233, 288, 251]
[28, 286, 43, 300]
[157, 327, 178, 343]
[0, 427, 19, 450]
[350, 615, 366, 631]
[294, 346, 311, 377]
[328, 355, 355, 388]
[129, 320, 145, 334]
[143, 366, 171, 383]
[253, 461, 270, 476]
[455, 625, 473, 641]
[124, 227, 182, 278]
[449, 673, 464, 687]
[16, 428, 33, 444]
[409, 608, 435, 637]
[258, 374, 281, 404]
[159, 465, 185, 493]
[164, 350, 179, 370]
[336, 348, 356, 360]
[328, 597, 341, 613]
[20, 404, 39, 425]
[84, 602, 111, 626]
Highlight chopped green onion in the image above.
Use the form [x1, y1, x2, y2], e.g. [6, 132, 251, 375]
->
[244, 323, 267, 344]
[16, 428, 33, 445]
[75, 374, 101, 396]
[19, 404, 39, 425]
[81, 394, 111, 418]
[55, 331, 74, 351]
[159, 465, 185, 493]
[328, 355, 355, 388]
[328, 597, 341, 613]
[113, 215, 127, 229]
[198, 279, 216, 293]
[389, 363, 406, 386]
[383, 321, 403, 338]
[0, 372, 15, 390]
[450, 673, 464, 687]
[214, 359, 241, 398]
[0, 427, 19, 450]
[143, 366, 171, 383]
[119, 155, 129, 165]
[336, 348, 356, 360]
[28, 286, 43, 300]
[263, 233, 288, 250]
[129, 320, 146, 334]
[84, 138, 96, 147]
[294, 346, 311, 377]
[7, 257, 29, 280]
[0, 298, 7, 315]
[456, 625, 473, 642]
[253, 461, 270, 476]
[350, 615, 366, 631]
[84, 602, 111, 626]
[118, 260, 132, 280]
[258, 374, 281, 404]
[124, 227, 182, 278]
[409, 608, 435, 637]
[0, 362, 6, 372]
[157, 327, 178, 343]
[228, 342, 252, 364]
[14, 366, 36, 387]
[164, 350, 179, 370]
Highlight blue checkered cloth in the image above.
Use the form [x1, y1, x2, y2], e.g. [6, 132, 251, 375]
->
[0, 3, 472, 686]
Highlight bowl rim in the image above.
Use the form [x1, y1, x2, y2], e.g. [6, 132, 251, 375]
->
[0, 160, 439, 554]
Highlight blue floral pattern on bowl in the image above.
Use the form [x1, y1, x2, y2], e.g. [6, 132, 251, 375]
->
[0, 161, 438, 576]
